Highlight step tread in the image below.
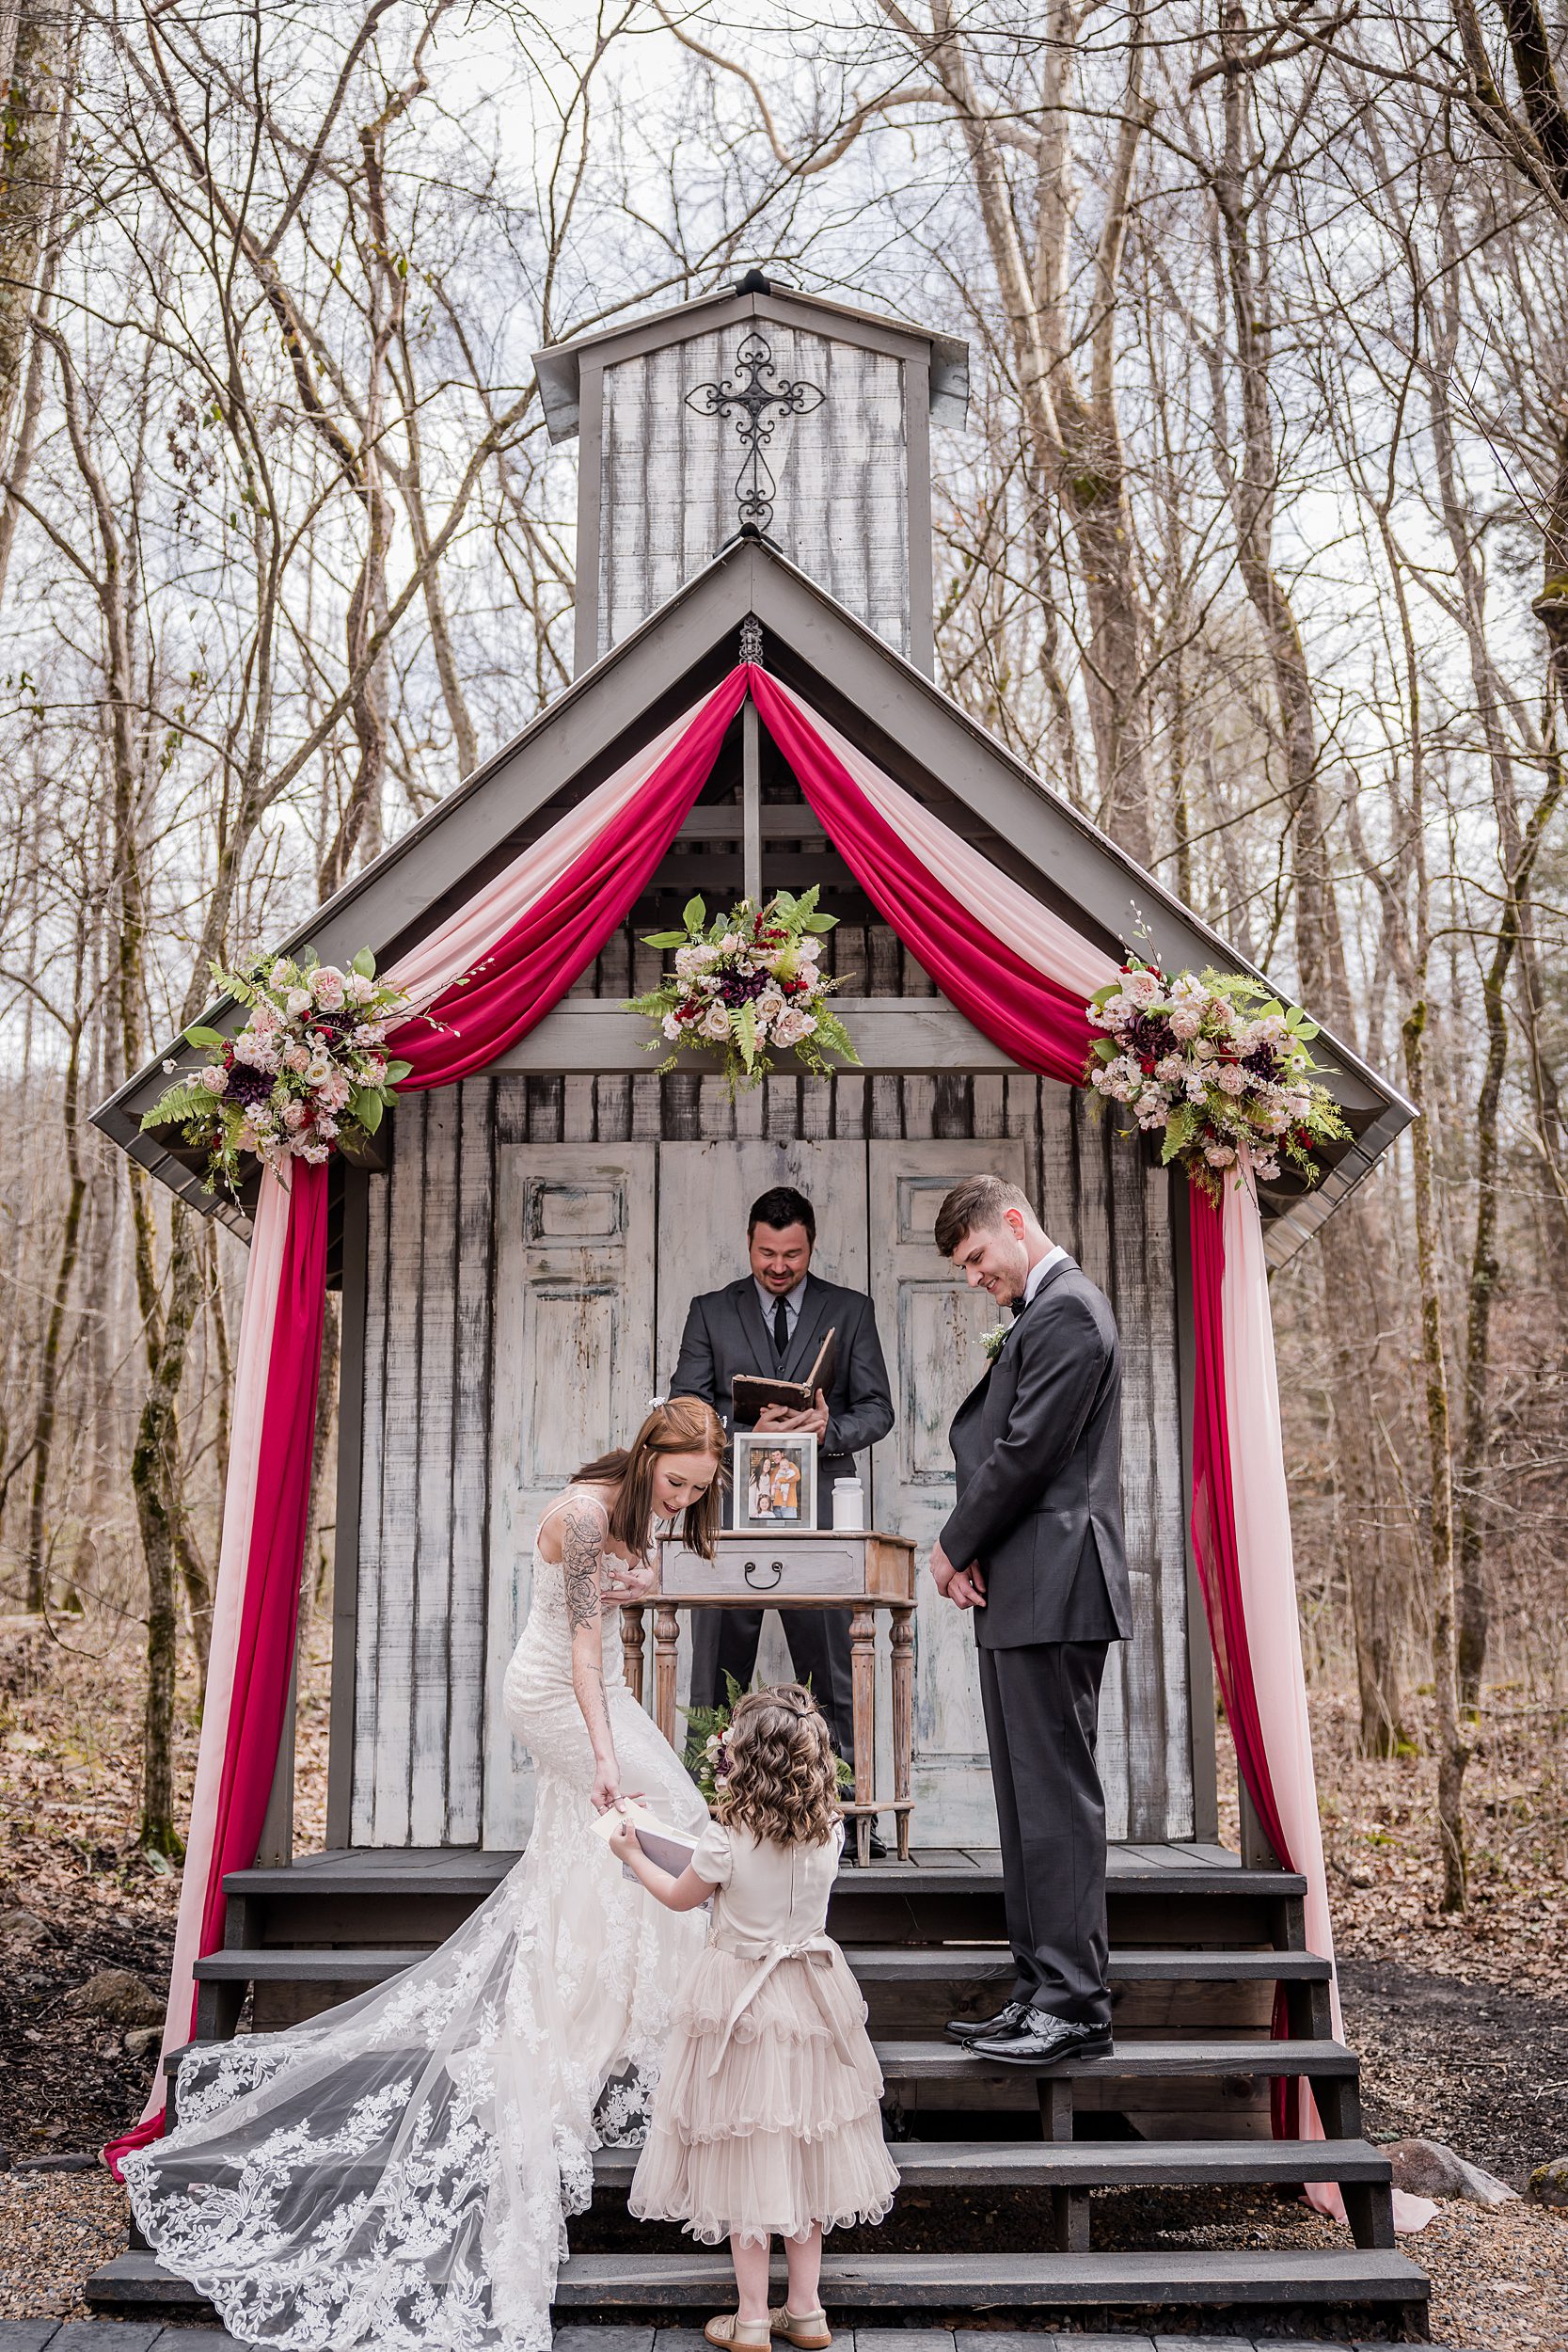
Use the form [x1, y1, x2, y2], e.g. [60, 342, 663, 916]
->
[194, 1944, 1331, 1983]
[877, 2037, 1357, 2078]
[588, 2137, 1391, 2186]
[87, 2247, 1425, 2312]
[165, 2033, 1357, 2080]
[222, 1847, 1309, 1902]
[129, 2135, 1393, 2190]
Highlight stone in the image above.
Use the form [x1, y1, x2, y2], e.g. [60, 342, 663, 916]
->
[1528, 2153, 1568, 2206]
[123, 2026, 162, 2058]
[0, 1907, 53, 1955]
[62, 1969, 165, 2026]
[1385, 2135, 1517, 2204]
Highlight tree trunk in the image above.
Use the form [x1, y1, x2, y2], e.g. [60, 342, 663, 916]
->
[134, 1207, 204, 1855]
[0, 0, 67, 457]
[1402, 1001, 1466, 1908]
[24, 1011, 87, 1613]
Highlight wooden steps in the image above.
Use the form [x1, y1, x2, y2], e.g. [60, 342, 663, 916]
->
[86, 2244, 1429, 2327]
[86, 1843, 1425, 2336]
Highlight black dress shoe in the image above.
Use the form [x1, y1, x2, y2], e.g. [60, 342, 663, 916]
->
[945, 1997, 1030, 2045]
[965, 2011, 1115, 2068]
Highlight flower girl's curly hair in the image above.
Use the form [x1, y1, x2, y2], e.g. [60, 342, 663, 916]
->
[716, 1684, 839, 1848]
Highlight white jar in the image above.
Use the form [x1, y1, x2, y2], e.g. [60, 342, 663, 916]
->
[832, 1476, 865, 1531]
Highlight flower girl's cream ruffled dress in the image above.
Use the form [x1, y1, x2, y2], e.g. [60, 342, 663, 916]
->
[629, 1814, 898, 2245]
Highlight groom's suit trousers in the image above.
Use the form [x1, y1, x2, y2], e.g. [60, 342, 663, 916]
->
[976, 1638, 1112, 2028]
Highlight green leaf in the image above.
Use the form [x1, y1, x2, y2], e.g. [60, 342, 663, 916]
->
[357, 1092, 385, 1136]
[802, 912, 837, 931]
[737, 1002, 758, 1070]
[641, 930, 688, 950]
[184, 1024, 227, 1049]
[682, 895, 706, 933]
[352, 947, 376, 977]
[1293, 1020, 1319, 1040]
[1092, 1037, 1119, 1061]
[382, 1058, 412, 1083]
[1164, 1102, 1197, 1153]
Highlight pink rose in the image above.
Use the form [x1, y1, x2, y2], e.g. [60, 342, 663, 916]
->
[199, 1064, 228, 1093]
[285, 987, 313, 1018]
[309, 965, 346, 1009]
[281, 1100, 308, 1132]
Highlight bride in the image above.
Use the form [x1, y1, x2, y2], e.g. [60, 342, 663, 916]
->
[122, 1397, 726, 2352]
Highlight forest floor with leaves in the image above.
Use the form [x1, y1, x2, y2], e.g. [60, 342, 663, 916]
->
[0, 1612, 1563, 2345]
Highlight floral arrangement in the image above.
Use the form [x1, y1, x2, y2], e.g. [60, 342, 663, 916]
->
[981, 1323, 1011, 1364]
[140, 949, 412, 1192]
[627, 887, 858, 1092]
[1085, 957, 1350, 1197]
[682, 1676, 852, 1804]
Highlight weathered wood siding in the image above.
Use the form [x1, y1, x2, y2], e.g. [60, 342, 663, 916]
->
[349, 1053, 1196, 1847]
[598, 328, 910, 660]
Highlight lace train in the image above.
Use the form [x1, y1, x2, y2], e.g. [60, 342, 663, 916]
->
[123, 1504, 708, 2352]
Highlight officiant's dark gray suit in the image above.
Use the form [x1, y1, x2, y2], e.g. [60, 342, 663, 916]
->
[942, 1252, 1132, 2028]
[670, 1272, 894, 1757]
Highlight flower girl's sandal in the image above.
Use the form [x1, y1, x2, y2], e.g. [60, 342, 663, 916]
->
[768, 2307, 832, 2349]
[704, 2318, 773, 2349]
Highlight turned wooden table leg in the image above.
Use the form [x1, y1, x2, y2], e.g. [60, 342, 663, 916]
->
[890, 1604, 914, 1863]
[849, 1605, 876, 1867]
[654, 1604, 680, 1748]
[622, 1604, 645, 1707]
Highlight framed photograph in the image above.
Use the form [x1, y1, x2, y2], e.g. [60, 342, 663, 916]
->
[734, 1430, 817, 1533]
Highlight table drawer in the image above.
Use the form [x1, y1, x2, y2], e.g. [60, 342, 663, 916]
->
[660, 1537, 868, 1600]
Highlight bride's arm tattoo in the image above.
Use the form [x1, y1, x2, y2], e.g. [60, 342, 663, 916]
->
[561, 1501, 606, 1633]
[561, 1500, 616, 1786]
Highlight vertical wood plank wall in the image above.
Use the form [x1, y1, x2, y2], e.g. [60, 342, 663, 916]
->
[351, 1033, 1196, 1847]
[598, 329, 911, 660]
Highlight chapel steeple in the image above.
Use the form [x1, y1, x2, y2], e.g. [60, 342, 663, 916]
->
[533, 274, 968, 678]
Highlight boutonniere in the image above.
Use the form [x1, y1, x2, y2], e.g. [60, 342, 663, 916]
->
[981, 1323, 1010, 1364]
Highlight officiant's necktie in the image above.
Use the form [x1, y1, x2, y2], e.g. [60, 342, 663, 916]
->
[773, 1296, 790, 1364]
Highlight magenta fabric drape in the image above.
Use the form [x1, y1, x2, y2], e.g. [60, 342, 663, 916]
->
[1186, 1184, 1299, 2134]
[391, 671, 749, 1086]
[747, 669, 1096, 1086]
[106, 670, 745, 2172]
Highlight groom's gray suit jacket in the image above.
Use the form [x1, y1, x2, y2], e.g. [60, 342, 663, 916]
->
[942, 1253, 1132, 1648]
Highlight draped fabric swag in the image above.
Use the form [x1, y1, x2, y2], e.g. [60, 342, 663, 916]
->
[111, 662, 1419, 2223]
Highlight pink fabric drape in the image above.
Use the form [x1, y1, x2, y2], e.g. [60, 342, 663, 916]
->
[755, 675, 1429, 2226]
[107, 670, 746, 2173]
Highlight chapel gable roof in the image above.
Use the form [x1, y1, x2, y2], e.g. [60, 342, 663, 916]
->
[90, 535, 1413, 1264]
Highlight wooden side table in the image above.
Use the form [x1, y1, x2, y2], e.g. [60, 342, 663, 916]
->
[621, 1530, 918, 1866]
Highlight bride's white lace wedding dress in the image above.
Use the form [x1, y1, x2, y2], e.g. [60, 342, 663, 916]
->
[122, 1490, 708, 2352]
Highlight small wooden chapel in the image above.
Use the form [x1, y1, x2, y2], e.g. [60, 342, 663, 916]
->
[89, 274, 1429, 2333]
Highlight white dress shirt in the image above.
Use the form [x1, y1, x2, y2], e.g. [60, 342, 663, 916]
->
[1020, 1244, 1068, 1308]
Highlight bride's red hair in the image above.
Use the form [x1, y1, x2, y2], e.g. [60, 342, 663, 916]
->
[573, 1396, 725, 1559]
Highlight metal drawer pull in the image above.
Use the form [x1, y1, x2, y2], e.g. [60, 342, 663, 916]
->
[743, 1557, 784, 1590]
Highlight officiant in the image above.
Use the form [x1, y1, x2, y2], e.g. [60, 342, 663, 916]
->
[669, 1184, 895, 1787]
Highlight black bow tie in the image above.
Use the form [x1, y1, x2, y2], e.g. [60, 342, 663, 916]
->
[1009, 1294, 1028, 1319]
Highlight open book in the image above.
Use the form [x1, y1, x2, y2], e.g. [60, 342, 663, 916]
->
[732, 1324, 837, 1423]
[590, 1797, 703, 1882]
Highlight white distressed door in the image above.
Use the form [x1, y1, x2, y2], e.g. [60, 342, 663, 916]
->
[867, 1140, 1029, 1847]
[657, 1141, 868, 1694]
[485, 1144, 656, 1845]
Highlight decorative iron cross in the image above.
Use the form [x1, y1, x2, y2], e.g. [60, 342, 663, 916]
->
[686, 332, 825, 537]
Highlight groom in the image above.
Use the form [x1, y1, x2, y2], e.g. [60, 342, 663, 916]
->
[929, 1173, 1132, 2066]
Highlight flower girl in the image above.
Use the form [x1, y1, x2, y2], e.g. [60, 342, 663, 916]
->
[610, 1685, 897, 2349]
